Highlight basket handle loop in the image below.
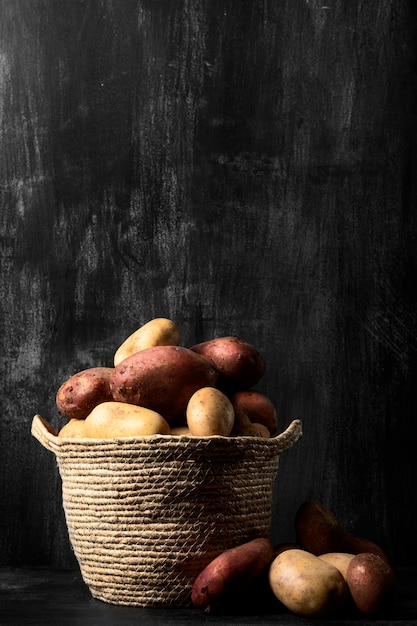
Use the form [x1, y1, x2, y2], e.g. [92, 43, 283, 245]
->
[31, 415, 60, 454]
[274, 419, 302, 451]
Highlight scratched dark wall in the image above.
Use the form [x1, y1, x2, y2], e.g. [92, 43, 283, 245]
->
[1, 0, 416, 567]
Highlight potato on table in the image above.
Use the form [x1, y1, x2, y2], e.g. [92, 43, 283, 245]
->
[268, 548, 347, 616]
[294, 501, 344, 555]
[192, 538, 274, 611]
[318, 552, 355, 581]
[341, 532, 391, 564]
[346, 552, 397, 615]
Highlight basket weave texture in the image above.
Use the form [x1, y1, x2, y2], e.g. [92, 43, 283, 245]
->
[32, 415, 302, 607]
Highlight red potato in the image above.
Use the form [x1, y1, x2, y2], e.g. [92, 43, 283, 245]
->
[190, 336, 265, 390]
[110, 345, 218, 420]
[56, 367, 114, 420]
[191, 538, 274, 612]
[341, 532, 391, 565]
[294, 501, 344, 555]
[346, 552, 397, 615]
[231, 390, 278, 434]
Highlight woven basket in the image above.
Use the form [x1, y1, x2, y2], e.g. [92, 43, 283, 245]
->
[31, 414, 302, 607]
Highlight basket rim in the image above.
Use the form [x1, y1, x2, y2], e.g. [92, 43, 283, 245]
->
[31, 414, 302, 455]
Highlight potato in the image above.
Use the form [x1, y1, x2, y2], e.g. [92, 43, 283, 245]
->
[186, 387, 235, 436]
[110, 345, 219, 420]
[170, 425, 192, 436]
[236, 421, 270, 438]
[319, 552, 355, 581]
[190, 337, 265, 390]
[346, 552, 397, 615]
[114, 317, 180, 366]
[341, 532, 391, 565]
[294, 501, 344, 555]
[231, 390, 278, 434]
[58, 418, 87, 438]
[56, 367, 114, 420]
[83, 401, 171, 438]
[268, 548, 347, 616]
[230, 408, 252, 435]
[248, 423, 270, 438]
[192, 538, 274, 611]
[273, 542, 301, 558]
[231, 407, 271, 437]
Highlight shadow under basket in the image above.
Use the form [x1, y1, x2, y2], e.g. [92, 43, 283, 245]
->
[31, 414, 302, 607]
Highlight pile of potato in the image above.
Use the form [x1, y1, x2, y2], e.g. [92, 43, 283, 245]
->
[268, 501, 397, 617]
[56, 317, 278, 439]
[191, 501, 397, 617]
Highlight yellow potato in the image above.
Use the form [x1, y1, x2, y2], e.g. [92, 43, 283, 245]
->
[241, 422, 270, 438]
[232, 409, 270, 437]
[58, 418, 87, 438]
[268, 548, 347, 616]
[319, 552, 355, 581]
[231, 408, 252, 435]
[114, 317, 180, 366]
[186, 387, 235, 436]
[83, 401, 171, 438]
[170, 425, 192, 436]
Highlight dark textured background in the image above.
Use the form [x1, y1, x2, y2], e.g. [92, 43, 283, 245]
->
[1, 0, 416, 568]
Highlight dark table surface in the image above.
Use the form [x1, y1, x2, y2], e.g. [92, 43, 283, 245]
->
[1, 566, 416, 626]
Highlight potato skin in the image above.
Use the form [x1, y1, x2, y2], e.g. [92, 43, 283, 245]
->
[186, 387, 235, 436]
[114, 317, 180, 366]
[170, 425, 192, 436]
[294, 501, 344, 555]
[56, 367, 114, 420]
[346, 552, 397, 615]
[268, 548, 347, 617]
[230, 408, 252, 435]
[341, 532, 391, 565]
[319, 552, 355, 581]
[58, 418, 87, 438]
[245, 422, 270, 438]
[231, 390, 278, 434]
[83, 401, 171, 438]
[235, 421, 270, 438]
[273, 542, 301, 558]
[190, 337, 265, 390]
[231, 408, 271, 437]
[192, 538, 274, 611]
[110, 345, 219, 420]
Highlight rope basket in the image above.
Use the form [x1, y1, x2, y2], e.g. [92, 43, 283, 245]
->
[31, 414, 302, 607]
